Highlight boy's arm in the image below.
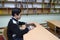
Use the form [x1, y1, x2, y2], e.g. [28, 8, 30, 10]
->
[19, 21, 26, 25]
[10, 24, 29, 36]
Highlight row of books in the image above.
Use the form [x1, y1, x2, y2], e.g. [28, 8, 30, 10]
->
[0, 0, 60, 3]
[0, 4, 42, 8]
[51, 0, 60, 3]
[0, 0, 50, 3]
[0, 3, 60, 8]
[50, 9, 60, 13]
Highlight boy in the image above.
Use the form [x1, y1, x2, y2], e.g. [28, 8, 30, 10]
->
[7, 8, 35, 40]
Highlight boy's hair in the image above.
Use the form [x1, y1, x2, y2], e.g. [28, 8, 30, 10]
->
[12, 8, 21, 16]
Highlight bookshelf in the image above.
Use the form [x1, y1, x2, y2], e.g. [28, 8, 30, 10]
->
[50, 0, 60, 13]
[0, 0, 60, 15]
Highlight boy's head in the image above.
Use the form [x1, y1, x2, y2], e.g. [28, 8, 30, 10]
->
[12, 8, 21, 20]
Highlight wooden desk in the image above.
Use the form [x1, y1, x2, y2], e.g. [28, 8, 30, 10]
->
[47, 20, 60, 33]
[24, 24, 59, 40]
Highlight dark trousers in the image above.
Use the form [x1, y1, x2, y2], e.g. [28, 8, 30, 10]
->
[13, 37, 23, 40]
[8, 37, 23, 40]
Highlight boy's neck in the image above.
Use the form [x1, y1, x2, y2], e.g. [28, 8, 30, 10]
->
[12, 17, 18, 20]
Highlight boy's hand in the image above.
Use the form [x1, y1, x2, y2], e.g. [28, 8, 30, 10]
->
[20, 25, 26, 30]
[27, 26, 35, 30]
[28, 22, 40, 27]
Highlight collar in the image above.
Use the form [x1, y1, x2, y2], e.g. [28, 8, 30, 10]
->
[12, 17, 18, 22]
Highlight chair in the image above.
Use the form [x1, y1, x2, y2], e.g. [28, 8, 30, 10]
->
[3, 27, 8, 40]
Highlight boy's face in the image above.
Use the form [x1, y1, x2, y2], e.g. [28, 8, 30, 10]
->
[15, 13, 21, 20]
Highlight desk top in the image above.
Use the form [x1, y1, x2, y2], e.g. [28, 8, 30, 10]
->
[47, 20, 60, 28]
[24, 24, 59, 40]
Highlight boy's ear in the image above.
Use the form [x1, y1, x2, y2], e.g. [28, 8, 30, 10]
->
[14, 13, 17, 16]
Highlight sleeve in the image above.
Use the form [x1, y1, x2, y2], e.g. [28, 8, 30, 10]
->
[10, 23, 29, 37]
[19, 21, 26, 25]
[27, 26, 35, 30]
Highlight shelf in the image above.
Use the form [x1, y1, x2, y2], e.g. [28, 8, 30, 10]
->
[51, 3, 60, 4]
[0, 0, 60, 15]
[51, 8, 60, 9]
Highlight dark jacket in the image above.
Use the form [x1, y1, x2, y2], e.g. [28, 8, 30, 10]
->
[7, 18, 29, 40]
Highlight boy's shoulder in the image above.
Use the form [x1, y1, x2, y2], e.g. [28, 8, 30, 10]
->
[9, 18, 17, 25]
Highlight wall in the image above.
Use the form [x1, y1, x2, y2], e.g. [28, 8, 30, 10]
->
[0, 14, 60, 27]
